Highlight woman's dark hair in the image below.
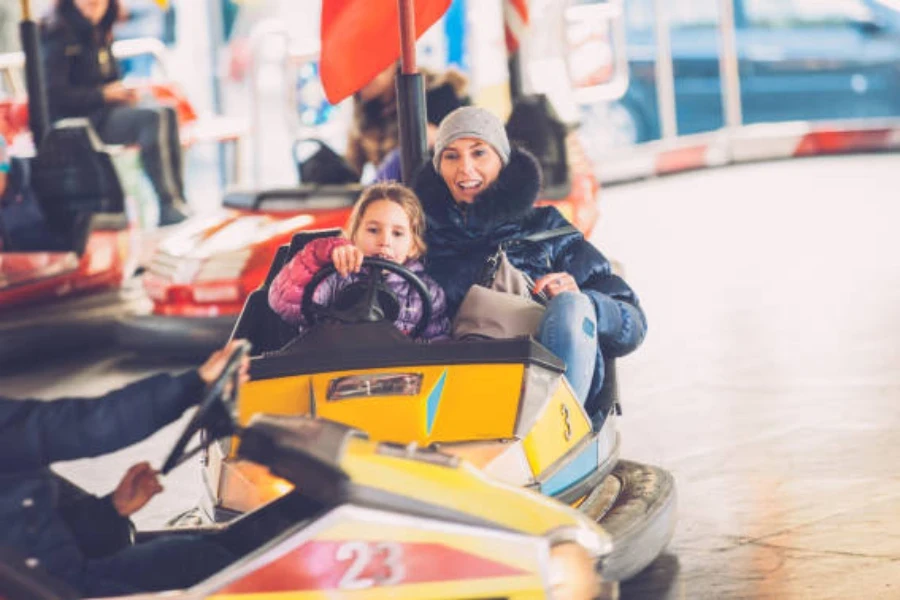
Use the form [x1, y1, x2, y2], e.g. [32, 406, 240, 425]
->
[57, 0, 120, 38]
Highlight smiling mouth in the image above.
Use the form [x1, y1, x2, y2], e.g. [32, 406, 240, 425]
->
[457, 181, 482, 192]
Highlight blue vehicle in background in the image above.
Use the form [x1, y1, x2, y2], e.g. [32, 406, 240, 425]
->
[605, 0, 900, 143]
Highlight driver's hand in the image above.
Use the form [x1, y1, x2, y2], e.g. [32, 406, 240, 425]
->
[112, 462, 163, 517]
[198, 339, 251, 387]
[332, 245, 365, 278]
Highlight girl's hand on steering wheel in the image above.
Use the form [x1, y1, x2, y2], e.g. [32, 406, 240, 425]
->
[332, 245, 365, 277]
[533, 272, 580, 299]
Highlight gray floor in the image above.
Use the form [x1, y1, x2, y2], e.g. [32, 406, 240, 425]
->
[596, 154, 900, 599]
[3, 154, 899, 598]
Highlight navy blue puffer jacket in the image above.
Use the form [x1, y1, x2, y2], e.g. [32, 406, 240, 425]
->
[414, 147, 647, 412]
[0, 371, 204, 591]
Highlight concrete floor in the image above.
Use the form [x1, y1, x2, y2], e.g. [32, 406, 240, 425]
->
[3, 154, 899, 598]
[596, 154, 900, 599]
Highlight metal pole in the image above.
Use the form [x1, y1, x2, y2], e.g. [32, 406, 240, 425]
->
[653, 0, 677, 139]
[396, 0, 427, 185]
[717, 0, 743, 128]
[508, 52, 523, 103]
[247, 22, 288, 186]
[397, 0, 417, 75]
[19, 0, 50, 145]
[206, 0, 228, 187]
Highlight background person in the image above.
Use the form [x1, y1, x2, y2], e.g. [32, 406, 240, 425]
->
[413, 107, 647, 425]
[0, 340, 250, 597]
[40, 0, 190, 227]
[346, 63, 468, 179]
[0, 136, 68, 251]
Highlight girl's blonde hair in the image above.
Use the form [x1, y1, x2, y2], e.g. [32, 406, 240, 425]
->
[345, 183, 427, 259]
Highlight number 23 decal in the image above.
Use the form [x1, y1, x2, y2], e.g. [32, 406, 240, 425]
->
[336, 541, 405, 589]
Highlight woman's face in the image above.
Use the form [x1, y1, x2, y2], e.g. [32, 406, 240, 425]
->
[73, 0, 110, 25]
[438, 138, 503, 205]
[352, 199, 416, 264]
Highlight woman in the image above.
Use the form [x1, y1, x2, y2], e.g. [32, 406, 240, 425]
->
[40, 0, 189, 226]
[413, 106, 647, 425]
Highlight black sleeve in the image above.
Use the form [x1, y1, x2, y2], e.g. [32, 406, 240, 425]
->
[0, 371, 204, 473]
[40, 24, 106, 116]
[55, 475, 133, 558]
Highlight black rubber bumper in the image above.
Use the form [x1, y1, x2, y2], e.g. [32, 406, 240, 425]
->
[115, 313, 237, 358]
[0, 289, 140, 366]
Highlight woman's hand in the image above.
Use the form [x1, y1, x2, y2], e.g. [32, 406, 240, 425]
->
[332, 245, 365, 277]
[533, 272, 580, 298]
[102, 82, 138, 105]
[112, 462, 163, 517]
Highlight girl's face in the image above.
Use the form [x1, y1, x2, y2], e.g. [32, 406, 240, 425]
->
[438, 138, 503, 205]
[352, 199, 416, 264]
[74, 0, 110, 24]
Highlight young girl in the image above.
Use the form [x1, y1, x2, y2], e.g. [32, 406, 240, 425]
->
[268, 183, 450, 341]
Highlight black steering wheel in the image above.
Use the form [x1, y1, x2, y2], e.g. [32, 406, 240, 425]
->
[160, 341, 251, 475]
[299, 257, 433, 339]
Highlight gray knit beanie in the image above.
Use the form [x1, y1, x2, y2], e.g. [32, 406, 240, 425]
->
[432, 106, 511, 170]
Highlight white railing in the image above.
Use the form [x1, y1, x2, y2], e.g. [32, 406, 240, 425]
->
[0, 37, 171, 98]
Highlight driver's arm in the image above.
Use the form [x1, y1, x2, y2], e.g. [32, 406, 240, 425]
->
[0, 341, 247, 473]
[0, 371, 204, 473]
[269, 236, 351, 326]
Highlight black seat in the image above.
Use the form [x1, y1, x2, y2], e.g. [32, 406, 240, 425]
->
[231, 228, 342, 354]
[32, 120, 125, 219]
[0, 153, 126, 255]
[25, 119, 126, 253]
[505, 94, 571, 200]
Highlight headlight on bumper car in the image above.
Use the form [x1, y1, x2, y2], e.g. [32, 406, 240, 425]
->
[327, 373, 423, 401]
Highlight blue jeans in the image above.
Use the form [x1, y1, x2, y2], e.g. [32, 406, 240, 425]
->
[83, 535, 234, 596]
[536, 292, 598, 405]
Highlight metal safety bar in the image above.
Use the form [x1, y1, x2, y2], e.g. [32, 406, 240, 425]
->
[0, 36, 171, 98]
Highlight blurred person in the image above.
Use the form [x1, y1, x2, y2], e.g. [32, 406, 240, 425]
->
[346, 63, 468, 179]
[0, 136, 68, 251]
[40, 0, 190, 227]
[0, 340, 251, 597]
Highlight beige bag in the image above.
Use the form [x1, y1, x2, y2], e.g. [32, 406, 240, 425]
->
[451, 226, 580, 340]
[451, 249, 546, 340]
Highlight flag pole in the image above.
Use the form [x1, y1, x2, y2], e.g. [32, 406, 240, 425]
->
[396, 0, 427, 185]
[19, 0, 51, 145]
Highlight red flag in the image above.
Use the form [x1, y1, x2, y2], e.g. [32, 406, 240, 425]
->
[320, 0, 452, 105]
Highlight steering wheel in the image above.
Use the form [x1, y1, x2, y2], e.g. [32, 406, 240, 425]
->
[300, 257, 433, 339]
[160, 341, 251, 475]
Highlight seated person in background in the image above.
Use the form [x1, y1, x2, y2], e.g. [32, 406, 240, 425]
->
[0, 137, 68, 252]
[346, 63, 468, 180]
[0, 340, 250, 597]
[40, 0, 190, 227]
[268, 183, 451, 341]
[374, 81, 469, 183]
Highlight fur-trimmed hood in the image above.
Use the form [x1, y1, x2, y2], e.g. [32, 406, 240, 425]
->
[413, 146, 543, 232]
